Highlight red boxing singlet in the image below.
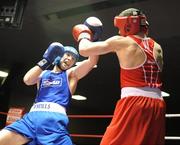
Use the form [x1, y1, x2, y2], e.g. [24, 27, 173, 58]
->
[100, 36, 165, 145]
[120, 35, 162, 89]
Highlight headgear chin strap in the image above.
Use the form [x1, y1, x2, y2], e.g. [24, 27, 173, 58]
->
[114, 8, 148, 36]
[53, 56, 61, 66]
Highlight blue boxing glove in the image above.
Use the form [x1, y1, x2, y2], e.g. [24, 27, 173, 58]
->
[84, 16, 103, 41]
[37, 42, 65, 70]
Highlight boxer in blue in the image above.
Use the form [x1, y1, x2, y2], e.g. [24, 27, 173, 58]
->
[0, 40, 101, 144]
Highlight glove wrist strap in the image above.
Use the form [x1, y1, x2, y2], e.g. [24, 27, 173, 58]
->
[78, 33, 92, 42]
[37, 59, 51, 70]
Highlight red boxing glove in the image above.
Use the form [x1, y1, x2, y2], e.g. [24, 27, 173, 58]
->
[72, 24, 93, 42]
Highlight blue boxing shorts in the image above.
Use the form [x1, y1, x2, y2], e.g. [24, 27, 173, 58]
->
[5, 102, 73, 145]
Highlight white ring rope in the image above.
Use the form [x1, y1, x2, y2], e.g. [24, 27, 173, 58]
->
[165, 136, 180, 140]
[165, 114, 180, 118]
[165, 114, 180, 141]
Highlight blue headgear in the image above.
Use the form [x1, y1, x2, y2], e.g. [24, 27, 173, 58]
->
[53, 46, 79, 66]
[64, 46, 79, 62]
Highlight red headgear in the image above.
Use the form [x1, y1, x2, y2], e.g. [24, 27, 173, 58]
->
[114, 8, 148, 36]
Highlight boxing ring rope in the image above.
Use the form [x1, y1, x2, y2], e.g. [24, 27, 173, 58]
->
[69, 114, 180, 118]
[0, 111, 8, 116]
[70, 134, 103, 138]
[1, 111, 179, 118]
[68, 115, 113, 118]
[165, 114, 180, 117]
[0, 111, 180, 140]
[69, 114, 180, 140]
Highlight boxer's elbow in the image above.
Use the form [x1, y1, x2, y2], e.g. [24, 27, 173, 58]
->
[23, 75, 36, 86]
[23, 76, 31, 85]
[89, 55, 99, 66]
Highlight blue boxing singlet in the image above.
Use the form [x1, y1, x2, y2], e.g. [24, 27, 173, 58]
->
[35, 70, 72, 109]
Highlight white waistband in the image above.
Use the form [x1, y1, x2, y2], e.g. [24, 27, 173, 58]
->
[121, 87, 162, 99]
[30, 102, 66, 115]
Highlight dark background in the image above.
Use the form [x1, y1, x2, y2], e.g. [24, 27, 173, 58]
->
[0, 0, 180, 144]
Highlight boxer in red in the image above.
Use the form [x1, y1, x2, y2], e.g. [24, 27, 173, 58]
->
[72, 8, 166, 145]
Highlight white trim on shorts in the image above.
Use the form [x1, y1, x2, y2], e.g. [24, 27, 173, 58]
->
[121, 87, 162, 99]
[30, 102, 66, 115]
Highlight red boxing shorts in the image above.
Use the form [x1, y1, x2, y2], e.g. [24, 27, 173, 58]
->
[100, 96, 166, 145]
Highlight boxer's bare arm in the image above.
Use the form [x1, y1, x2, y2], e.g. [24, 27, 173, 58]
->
[67, 55, 99, 94]
[78, 35, 126, 57]
[23, 66, 42, 85]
